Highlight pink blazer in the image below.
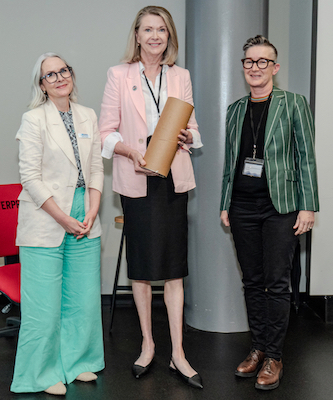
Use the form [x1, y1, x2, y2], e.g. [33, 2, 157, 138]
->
[99, 62, 200, 198]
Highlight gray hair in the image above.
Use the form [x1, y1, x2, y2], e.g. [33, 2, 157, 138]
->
[29, 52, 78, 109]
[122, 5, 178, 65]
[243, 35, 278, 60]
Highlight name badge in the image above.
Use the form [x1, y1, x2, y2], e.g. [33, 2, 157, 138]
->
[243, 157, 264, 178]
[78, 133, 90, 139]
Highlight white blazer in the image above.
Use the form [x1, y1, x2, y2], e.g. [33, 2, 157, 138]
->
[16, 100, 104, 247]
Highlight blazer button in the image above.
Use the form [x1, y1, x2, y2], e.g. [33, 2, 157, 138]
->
[139, 138, 144, 144]
[52, 184, 59, 190]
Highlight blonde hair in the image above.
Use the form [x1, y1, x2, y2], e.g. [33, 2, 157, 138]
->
[122, 6, 178, 65]
[29, 52, 78, 109]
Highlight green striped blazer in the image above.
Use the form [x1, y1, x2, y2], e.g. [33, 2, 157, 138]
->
[220, 87, 319, 214]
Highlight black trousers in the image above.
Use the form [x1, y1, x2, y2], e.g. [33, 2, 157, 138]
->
[229, 196, 298, 359]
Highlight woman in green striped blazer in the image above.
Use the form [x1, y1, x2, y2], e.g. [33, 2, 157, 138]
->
[220, 35, 319, 392]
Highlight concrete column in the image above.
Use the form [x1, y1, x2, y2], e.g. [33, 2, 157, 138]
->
[185, 0, 268, 332]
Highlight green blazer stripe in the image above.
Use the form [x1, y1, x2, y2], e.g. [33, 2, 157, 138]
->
[294, 95, 317, 210]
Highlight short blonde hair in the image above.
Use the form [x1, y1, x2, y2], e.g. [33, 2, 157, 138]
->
[122, 6, 178, 65]
[29, 52, 78, 109]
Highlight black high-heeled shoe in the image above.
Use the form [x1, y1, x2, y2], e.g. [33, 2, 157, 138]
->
[169, 359, 203, 389]
[132, 357, 154, 379]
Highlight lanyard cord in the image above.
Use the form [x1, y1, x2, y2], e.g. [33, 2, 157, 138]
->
[249, 93, 271, 158]
[143, 66, 163, 116]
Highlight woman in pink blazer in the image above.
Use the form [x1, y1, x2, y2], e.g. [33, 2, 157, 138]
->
[99, 6, 203, 389]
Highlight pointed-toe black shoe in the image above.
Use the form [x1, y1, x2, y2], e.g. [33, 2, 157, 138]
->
[132, 358, 154, 379]
[169, 360, 203, 389]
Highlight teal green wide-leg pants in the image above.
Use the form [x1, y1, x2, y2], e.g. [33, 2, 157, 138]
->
[11, 188, 104, 393]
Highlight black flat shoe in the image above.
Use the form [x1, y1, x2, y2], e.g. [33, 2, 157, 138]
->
[132, 358, 154, 379]
[169, 359, 203, 389]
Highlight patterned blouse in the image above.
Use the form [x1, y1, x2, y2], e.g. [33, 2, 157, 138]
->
[59, 109, 85, 188]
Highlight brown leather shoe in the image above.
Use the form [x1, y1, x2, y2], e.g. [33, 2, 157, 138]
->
[255, 357, 283, 390]
[235, 349, 265, 377]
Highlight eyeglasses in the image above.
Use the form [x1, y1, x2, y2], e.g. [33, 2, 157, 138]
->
[40, 66, 73, 84]
[242, 58, 276, 69]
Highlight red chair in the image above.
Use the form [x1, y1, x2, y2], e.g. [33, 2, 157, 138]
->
[0, 183, 22, 337]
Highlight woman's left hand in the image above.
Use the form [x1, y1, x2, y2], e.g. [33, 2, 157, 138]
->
[178, 127, 193, 147]
[76, 210, 97, 239]
[76, 188, 101, 239]
[293, 210, 315, 236]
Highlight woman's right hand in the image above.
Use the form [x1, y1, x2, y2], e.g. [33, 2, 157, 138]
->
[114, 141, 157, 176]
[41, 197, 86, 239]
[59, 215, 87, 237]
[129, 150, 158, 176]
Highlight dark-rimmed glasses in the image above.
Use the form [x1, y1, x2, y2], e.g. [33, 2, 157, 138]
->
[242, 58, 276, 69]
[40, 66, 73, 84]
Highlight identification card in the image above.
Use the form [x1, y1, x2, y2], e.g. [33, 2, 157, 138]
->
[78, 133, 90, 139]
[242, 157, 264, 178]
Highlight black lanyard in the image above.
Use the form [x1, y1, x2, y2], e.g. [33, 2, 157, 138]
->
[249, 93, 271, 158]
[143, 66, 163, 116]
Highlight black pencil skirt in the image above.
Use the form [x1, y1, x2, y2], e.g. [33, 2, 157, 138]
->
[120, 172, 188, 281]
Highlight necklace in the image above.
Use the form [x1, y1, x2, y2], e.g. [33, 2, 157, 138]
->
[250, 94, 271, 103]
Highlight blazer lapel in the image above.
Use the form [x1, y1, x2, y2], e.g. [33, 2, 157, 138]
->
[166, 66, 180, 98]
[264, 87, 285, 148]
[71, 102, 90, 170]
[127, 63, 146, 124]
[233, 97, 248, 164]
[44, 100, 76, 167]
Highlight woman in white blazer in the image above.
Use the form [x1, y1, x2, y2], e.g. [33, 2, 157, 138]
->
[11, 53, 104, 396]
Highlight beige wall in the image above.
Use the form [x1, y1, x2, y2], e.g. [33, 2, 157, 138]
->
[269, 0, 333, 295]
[0, 0, 186, 293]
[2, 0, 331, 298]
[310, 0, 333, 295]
